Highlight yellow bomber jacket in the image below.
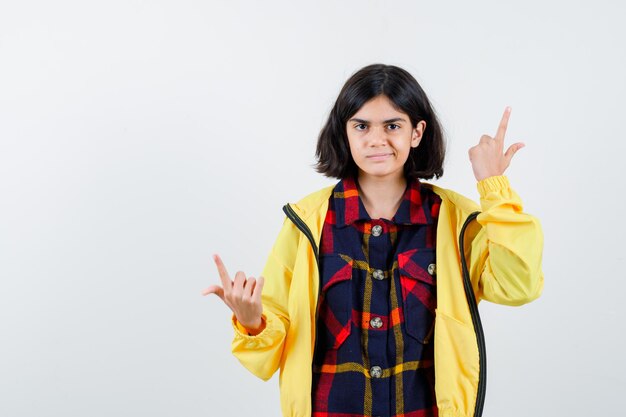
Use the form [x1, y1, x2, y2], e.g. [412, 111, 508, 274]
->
[230, 175, 544, 417]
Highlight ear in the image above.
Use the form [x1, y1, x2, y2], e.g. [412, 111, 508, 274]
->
[411, 120, 427, 148]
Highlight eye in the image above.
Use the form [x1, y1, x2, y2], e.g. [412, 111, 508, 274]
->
[387, 124, 400, 130]
[355, 123, 368, 131]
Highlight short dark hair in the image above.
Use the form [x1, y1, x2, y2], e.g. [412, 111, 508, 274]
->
[315, 63, 445, 180]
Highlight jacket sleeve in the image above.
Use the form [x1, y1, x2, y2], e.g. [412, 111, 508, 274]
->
[230, 216, 297, 381]
[467, 175, 544, 306]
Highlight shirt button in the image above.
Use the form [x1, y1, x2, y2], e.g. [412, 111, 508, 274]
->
[370, 365, 382, 378]
[371, 224, 383, 236]
[427, 263, 436, 275]
[372, 269, 385, 280]
[370, 317, 383, 329]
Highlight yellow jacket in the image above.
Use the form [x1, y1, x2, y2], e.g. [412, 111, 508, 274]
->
[230, 175, 544, 417]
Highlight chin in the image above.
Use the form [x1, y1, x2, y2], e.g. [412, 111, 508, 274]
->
[359, 168, 404, 180]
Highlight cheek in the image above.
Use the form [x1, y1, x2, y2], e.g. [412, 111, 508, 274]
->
[397, 144, 413, 162]
[350, 148, 364, 164]
[346, 139, 361, 158]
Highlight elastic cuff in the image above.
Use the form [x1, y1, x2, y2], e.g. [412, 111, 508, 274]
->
[232, 313, 267, 338]
[476, 175, 510, 196]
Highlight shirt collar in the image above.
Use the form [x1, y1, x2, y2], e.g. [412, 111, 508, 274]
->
[332, 175, 433, 227]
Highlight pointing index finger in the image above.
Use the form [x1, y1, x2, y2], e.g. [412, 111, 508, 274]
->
[495, 106, 512, 142]
[212, 254, 232, 289]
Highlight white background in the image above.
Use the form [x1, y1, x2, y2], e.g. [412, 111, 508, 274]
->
[1, 1, 625, 416]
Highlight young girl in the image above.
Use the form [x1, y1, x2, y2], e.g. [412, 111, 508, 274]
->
[202, 64, 544, 417]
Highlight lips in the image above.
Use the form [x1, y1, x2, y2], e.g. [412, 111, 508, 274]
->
[366, 153, 392, 160]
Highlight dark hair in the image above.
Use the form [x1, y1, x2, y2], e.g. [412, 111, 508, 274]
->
[315, 63, 445, 180]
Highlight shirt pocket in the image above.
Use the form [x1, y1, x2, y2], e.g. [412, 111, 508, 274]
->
[318, 254, 353, 349]
[397, 248, 437, 344]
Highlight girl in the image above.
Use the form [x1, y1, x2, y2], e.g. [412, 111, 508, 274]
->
[202, 64, 544, 417]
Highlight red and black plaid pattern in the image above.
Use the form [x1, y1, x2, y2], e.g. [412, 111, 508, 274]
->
[312, 175, 442, 417]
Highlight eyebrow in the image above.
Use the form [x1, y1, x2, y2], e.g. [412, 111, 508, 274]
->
[348, 117, 406, 124]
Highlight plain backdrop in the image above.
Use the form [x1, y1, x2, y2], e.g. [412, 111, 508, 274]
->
[1, 1, 625, 416]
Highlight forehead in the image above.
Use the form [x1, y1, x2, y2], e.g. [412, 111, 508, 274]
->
[351, 95, 408, 121]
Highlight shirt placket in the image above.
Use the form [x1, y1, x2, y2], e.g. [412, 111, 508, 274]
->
[365, 219, 391, 417]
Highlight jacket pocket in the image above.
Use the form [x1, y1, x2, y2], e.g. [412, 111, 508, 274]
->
[397, 248, 437, 343]
[318, 254, 353, 349]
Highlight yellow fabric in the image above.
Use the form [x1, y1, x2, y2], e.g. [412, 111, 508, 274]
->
[230, 175, 544, 417]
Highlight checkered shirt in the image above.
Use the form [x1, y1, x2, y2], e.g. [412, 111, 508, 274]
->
[312, 175, 442, 417]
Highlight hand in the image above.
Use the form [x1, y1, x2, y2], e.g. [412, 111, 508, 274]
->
[201, 253, 265, 333]
[468, 106, 525, 181]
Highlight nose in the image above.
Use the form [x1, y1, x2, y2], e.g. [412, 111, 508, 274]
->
[368, 126, 388, 147]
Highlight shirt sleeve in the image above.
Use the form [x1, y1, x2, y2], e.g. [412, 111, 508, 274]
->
[230, 217, 296, 381]
[467, 175, 545, 306]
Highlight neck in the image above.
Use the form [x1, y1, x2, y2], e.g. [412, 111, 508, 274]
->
[356, 172, 408, 220]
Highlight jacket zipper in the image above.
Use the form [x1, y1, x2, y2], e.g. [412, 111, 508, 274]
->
[282, 203, 321, 370]
[282, 204, 319, 265]
[459, 211, 487, 417]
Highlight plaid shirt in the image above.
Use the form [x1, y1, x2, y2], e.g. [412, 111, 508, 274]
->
[312, 175, 442, 417]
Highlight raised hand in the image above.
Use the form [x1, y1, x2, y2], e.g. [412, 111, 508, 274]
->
[468, 106, 525, 181]
[201, 254, 265, 333]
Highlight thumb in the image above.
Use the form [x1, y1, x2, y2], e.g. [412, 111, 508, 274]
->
[202, 285, 225, 301]
[504, 142, 525, 161]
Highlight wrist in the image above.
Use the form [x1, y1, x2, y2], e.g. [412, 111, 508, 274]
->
[240, 316, 265, 336]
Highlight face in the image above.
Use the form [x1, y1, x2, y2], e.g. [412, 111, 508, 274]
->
[346, 95, 426, 183]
